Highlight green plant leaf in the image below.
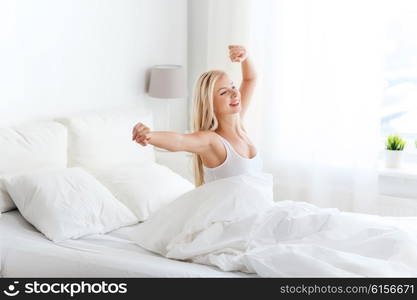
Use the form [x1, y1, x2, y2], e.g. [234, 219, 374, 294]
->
[386, 134, 406, 151]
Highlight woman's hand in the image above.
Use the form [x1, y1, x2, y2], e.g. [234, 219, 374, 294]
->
[228, 45, 248, 63]
[132, 122, 151, 146]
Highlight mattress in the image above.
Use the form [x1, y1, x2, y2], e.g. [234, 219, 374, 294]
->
[0, 211, 255, 278]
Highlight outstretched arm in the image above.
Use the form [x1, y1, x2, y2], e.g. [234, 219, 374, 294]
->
[132, 123, 212, 154]
[228, 45, 257, 119]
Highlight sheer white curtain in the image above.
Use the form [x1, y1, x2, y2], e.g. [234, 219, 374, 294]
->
[189, 0, 251, 85]
[246, 0, 385, 212]
[198, 0, 386, 213]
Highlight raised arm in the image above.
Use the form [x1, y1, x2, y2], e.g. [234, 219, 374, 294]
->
[132, 122, 212, 154]
[228, 45, 257, 119]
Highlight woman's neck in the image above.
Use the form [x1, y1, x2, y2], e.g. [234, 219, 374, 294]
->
[216, 114, 244, 137]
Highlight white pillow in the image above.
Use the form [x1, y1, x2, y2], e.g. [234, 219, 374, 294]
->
[4, 167, 138, 242]
[88, 162, 194, 221]
[126, 173, 273, 256]
[55, 107, 155, 170]
[0, 121, 67, 213]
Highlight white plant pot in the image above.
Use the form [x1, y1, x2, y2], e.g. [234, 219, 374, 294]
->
[385, 150, 403, 168]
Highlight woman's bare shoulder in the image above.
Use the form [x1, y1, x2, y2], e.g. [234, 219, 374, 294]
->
[192, 130, 223, 154]
[195, 131, 226, 167]
[192, 130, 219, 141]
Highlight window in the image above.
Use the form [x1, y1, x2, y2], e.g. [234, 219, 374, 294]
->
[381, 1, 417, 155]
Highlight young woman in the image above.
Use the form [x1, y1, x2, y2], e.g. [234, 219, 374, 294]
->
[132, 45, 262, 186]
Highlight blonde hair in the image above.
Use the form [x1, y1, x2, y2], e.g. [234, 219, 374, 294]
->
[191, 70, 227, 187]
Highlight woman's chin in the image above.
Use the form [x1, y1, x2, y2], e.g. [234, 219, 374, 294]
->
[217, 107, 241, 116]
[227, 105, 241, 113]
[226, 111, 240, 116]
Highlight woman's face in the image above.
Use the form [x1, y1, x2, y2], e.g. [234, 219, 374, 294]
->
[212, 74, 241, 117]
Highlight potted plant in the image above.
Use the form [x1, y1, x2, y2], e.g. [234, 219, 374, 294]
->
[385, 134, 406, 168]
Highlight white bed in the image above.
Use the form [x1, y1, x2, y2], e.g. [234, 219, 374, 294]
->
[0, 107, 236, 277]
[0, 107, 255, 277]
[2, 107, 417, 278]
[0, 210, 254, 277]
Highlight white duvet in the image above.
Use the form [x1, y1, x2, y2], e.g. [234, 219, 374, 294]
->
[129, 172, 417, 277]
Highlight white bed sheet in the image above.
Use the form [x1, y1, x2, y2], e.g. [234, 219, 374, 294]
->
[0, 211, 254, 278]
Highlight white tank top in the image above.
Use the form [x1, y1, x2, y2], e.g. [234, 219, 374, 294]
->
[203, 134, 263, 183]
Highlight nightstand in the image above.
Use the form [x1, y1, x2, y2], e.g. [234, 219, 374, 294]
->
[154, 149, 194, 184]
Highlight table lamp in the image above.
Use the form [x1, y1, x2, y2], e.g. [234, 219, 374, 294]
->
[148, 65, 187, 131]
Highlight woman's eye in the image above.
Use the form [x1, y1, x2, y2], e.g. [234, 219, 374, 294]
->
[220, 92, 226, 96]
[232, 86, 236, 89]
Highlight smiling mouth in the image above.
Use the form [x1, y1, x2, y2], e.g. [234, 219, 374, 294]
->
[230, 101, 240, 107]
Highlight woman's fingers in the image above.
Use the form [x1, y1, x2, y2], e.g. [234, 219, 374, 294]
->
[134, 132, 146, 144]
[133, 129, 142, 141]
[229, 46, 246, 63]
[132, 122, 141, 134]
[134, 129, 151, 146]
[132, 123, 149, 141]
[136, 136, 146, 146]
[137, 132, 149, 141]
[137, 139, 145, 146]
[230, 49, 241, 56]
[132, 126, 138, 140]
[230, 53, 240, 61]
[132, 122, 143, 135]
[132, 130, 138, 141]
[132, 124, 142, 140]
[229, 45, 245, 54]
[230, 55, 242, 62]
[233, 50, 245, 57]
[138, 138, 150, 147]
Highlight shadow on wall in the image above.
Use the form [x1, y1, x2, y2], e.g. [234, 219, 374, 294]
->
[144, 68, 152, 94]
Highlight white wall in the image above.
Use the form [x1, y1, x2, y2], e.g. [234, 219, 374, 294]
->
[0, 0, 188, 132]
[187, 0, 209, 104]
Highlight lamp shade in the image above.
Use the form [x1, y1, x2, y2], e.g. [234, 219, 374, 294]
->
[148, 65, 186, 99]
